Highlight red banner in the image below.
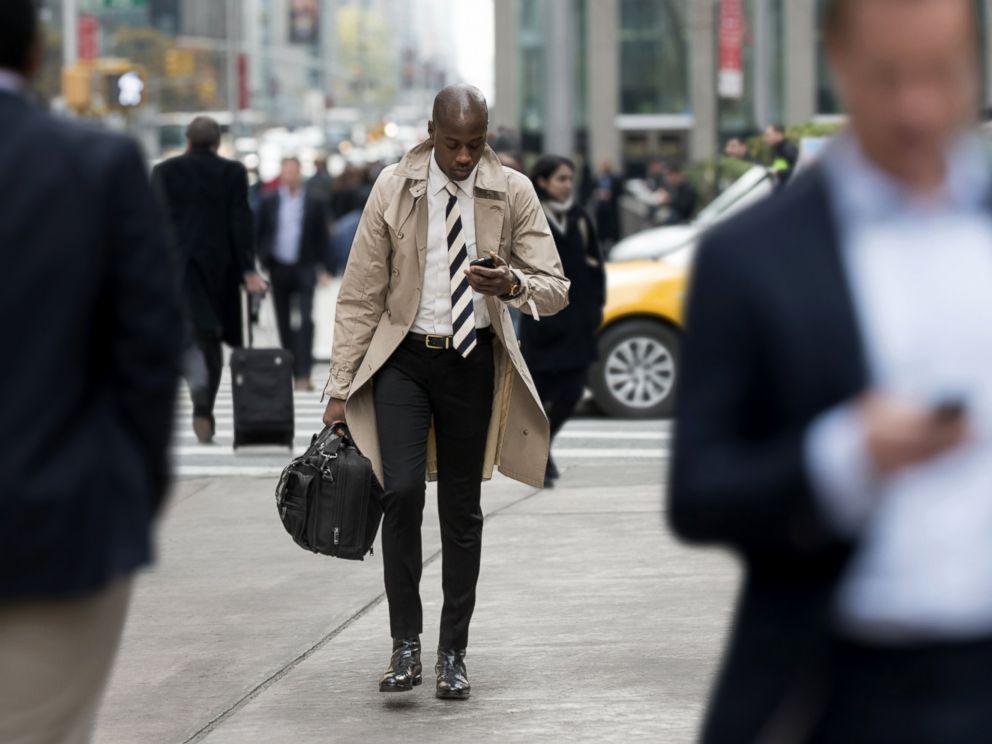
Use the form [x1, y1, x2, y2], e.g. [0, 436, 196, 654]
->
[238, 54, 250, 110]
[718, 0, 744, 99]
[78, 14, 99, 61]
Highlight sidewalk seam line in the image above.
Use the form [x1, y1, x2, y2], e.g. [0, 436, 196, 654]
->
[179, 485, 541, 743]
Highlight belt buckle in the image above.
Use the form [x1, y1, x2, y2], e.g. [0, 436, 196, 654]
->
[424, 334, 449, 350]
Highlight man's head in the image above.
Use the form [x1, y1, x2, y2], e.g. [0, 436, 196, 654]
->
[280, 157, 302, 192]
[724, 137, 748, 159]
[763, 124, 786, 147]
[664, 162, 687, 185]
[0, 0, 41, 79]
[824, 0, 980, 189]
[186, 116, 221, 152]
[428, 84, 489, 182]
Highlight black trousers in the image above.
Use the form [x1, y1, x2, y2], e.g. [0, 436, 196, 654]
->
[808, 635, 992, 744]
[532, 367, 588, 458]
[373, 331, 495, 650]
[269, 262, 316, 380]
[185, 327, 223, 419]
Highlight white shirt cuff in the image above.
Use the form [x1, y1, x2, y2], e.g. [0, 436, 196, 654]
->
[804, 402, 877, 537]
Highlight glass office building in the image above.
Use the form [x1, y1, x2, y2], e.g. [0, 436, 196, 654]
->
[494, 0, 992, 174]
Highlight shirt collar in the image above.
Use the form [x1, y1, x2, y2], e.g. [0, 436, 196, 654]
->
[430, 149, 478, 197]
[0, 70, 26, 96]
[279, 185, 303, 202]
[824, 131, 992, 222]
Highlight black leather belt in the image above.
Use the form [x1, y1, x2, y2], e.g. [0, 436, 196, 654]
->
[406, 327, 494, 350]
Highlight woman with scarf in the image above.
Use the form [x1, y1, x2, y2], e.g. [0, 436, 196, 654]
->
[520, 155, 607, 488]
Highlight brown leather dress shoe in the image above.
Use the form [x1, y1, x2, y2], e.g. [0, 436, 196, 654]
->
[435, 648, 470, 700]
[379, 638, 422, 692]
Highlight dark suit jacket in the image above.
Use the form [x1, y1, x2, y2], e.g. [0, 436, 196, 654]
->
[669, 168, 868, 743]
[255, 189, 331, 272]
[151, 149, 256, 347]
[0, 91, 184, 601]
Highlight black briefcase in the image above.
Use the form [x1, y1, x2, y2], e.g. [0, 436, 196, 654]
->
[230, 293, 295, 449]
[275, 425, 383, 560]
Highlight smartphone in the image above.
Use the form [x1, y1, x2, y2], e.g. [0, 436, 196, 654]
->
[469, 256, 496, 270]
[932, 396, 967, 423]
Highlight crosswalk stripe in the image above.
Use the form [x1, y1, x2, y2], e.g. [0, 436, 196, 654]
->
[172, 429, 670, 442]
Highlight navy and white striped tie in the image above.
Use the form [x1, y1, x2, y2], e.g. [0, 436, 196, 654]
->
[445, 182, 477, 357]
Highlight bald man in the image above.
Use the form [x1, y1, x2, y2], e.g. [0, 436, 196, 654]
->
[322, 86, 568, 699]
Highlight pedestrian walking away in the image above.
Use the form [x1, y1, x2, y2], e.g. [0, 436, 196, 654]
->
[0, 2, 184, 741]
[152, 116, 268, 444]
[670, 1, 992, 742]
[322, 84, 569, 701]
[256, 156, 334, 391]
[520, 155, 606, 488]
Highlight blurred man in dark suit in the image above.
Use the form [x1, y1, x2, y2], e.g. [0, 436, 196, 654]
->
[0, 2, 184, 741]
[152, 117, 268, 443]
[670, 1, 992, 742]
[256, 156, 333, 391]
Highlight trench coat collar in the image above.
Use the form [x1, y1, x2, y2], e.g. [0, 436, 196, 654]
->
[394, 140, 508, 197]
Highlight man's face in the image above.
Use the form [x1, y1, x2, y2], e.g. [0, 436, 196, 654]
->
[829, 0, 979, 185]
[428, 115, 488, 182]
[763, 127, 782, 146]
[281, 160, 302, 190]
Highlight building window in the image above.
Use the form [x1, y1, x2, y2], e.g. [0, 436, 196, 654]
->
[518, 0, 546, 139]
[815, 0, 841, 114]
[618, 0, 690, 115]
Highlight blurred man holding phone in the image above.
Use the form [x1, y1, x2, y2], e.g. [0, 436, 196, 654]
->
[670, 0, 992, 741]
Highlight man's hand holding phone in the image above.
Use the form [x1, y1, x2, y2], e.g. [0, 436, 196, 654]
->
[860, 393, 968, 476]
[465, 252, 514, 297]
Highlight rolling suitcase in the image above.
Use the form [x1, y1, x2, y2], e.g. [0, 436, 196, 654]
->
[230, 292, 295, 449]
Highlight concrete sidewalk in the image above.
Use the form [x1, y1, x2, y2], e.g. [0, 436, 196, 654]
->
[95, 461, 738, 744]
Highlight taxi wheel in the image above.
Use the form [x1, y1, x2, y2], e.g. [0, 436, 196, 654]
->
[589, 320, 680, 419]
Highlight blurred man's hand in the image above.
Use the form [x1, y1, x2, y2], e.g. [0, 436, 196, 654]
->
[245, 272, 268, 295]
[318, 270, 334, 287]
[861, 393, 968, 475]
[323, 397, 347, 427]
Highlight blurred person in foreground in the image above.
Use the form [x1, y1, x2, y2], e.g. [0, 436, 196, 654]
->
[321, 84, 568, 699]
[764, 122, 799, 186]
[152, 117, 268, 443]
[256, 156, 333, 391]
[670, 1, 992, 742]
[0, 2, 184, 742]
[520, 155, 606, 488]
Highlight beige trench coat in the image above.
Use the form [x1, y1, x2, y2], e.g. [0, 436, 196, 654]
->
[322, 142, 570, 489]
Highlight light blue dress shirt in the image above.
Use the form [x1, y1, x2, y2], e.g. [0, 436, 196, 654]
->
[273, 186, 304, 266]
[808, 133, 992, 643]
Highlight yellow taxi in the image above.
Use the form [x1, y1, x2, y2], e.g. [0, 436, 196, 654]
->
[588, 248, 691, 418]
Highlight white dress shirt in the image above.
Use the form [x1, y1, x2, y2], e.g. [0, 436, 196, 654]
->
[411, 151, 491, 335]
[807, 134, 992, 643]
[273, 186, 304, 265]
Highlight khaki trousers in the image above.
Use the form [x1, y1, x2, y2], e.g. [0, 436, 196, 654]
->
[0, 579, 132, 744]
